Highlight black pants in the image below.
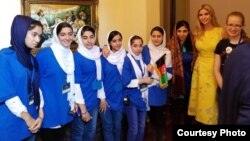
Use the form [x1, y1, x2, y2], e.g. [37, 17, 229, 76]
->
[120, 112, 128, 141]
[148, 105, 167, 141]
[172, 97, 193, 125]
[39, 123, 71, 141]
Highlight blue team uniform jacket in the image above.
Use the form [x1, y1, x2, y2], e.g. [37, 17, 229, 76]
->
[122, 56, 147, 111]
[0, 48, 38, 141]
[73, 51, 100, 111]
[36, 47, 73, 128]
[142, 45, 171, 106]
[102, 56, 123, 111]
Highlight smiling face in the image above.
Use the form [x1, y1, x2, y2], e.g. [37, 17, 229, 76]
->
[198, 9, 212, 26]
[226, 15, 243, 38]
[57, 27, 74, 48]
[25, 25, 43, 49]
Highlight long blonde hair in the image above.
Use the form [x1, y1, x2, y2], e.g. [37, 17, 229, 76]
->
[194, 4, 220, 39]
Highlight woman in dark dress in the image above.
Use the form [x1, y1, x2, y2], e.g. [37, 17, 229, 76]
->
[167, 20, 197, 125]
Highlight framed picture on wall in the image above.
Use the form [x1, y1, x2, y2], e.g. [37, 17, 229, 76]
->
[21, 0, 98, 51]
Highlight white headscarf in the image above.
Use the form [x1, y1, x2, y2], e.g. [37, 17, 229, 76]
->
[76, 26, 105, 99]
[148, 26, 168, 80]
[148, 26, 168, 64]
[127, 35, 149, 110]
[50, 22, 75, 109]
[106, 30, 126, 75]
[127, 36, 143, 61]
[127, 35, 145, 78]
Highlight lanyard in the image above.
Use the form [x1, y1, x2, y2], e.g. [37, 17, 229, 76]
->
[27, 68, 34, 95]
[27, 57, 35, 95]
[131, 55, 145, 77]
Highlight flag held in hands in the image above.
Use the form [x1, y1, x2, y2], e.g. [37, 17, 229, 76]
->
[154, 54, 168, 89]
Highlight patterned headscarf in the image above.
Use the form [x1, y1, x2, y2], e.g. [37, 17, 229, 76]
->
[167, 23, 197, 98]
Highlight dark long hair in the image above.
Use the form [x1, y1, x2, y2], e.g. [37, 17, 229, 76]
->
[176, 20, 193, 53]
[130, 35, 143, 45]
[81, 25, 95, 36]
[150, 26, 164, 36]
[108, 30, 122, 50]
[56, 22, 73, 35]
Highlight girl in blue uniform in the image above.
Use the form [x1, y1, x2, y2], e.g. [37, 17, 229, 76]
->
[100, 30, 126, 141]
[71, 25, 106, 141]
[0, 15, 44, 141]
[36, 22, 76, 141]
[142, 26, 172, 141]
[122, 35, 153, 141]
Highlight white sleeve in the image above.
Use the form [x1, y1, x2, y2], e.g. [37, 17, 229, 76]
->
[75, 84, 85, 104]
[97, 82, 106, 99]
[126, 79, 139, 88]
[5, 96, 27, 118]
[166, 50, 173, 80]
[39, 88, 44, 108]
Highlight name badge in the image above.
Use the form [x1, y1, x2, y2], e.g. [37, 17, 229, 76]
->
[62, 82, 70, 94]
[29, 94, 34, 105]
[114, 82, 123, 93]
[92, 80, 102, 90]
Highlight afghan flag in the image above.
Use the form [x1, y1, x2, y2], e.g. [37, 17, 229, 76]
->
[154, 54, 168, 89]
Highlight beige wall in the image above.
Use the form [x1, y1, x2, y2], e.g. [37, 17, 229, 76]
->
[98, 0, 161, 48]
[175, 0, 189, 22]
[0, 0, 21, 49]
[188, 0, 250, 35]
[146, 0, 161, 41]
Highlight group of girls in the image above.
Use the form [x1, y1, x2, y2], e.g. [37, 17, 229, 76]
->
[0, 14, 172, 141]
[1, 4, 249, 141]
[101, 26, 173, 141]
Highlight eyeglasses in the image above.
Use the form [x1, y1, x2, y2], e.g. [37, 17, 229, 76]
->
[227, 24, 242, 29]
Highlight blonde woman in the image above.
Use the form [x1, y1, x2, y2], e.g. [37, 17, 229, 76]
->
[187, 4, 226, 125]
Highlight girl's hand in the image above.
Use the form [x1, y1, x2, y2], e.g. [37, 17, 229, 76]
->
[21, 112, 36, 133]
[81, 112, 92, 122]
[99, 99, 108, 113]
[142, 77, 154, 84]
[72, 103, 78, 114]
[29, 116, 43, 133]
[102, 44, 110, 57]
[147, 64, 154, 73]
[78, 104, 91, 122]
[29, 108, 44, 133]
